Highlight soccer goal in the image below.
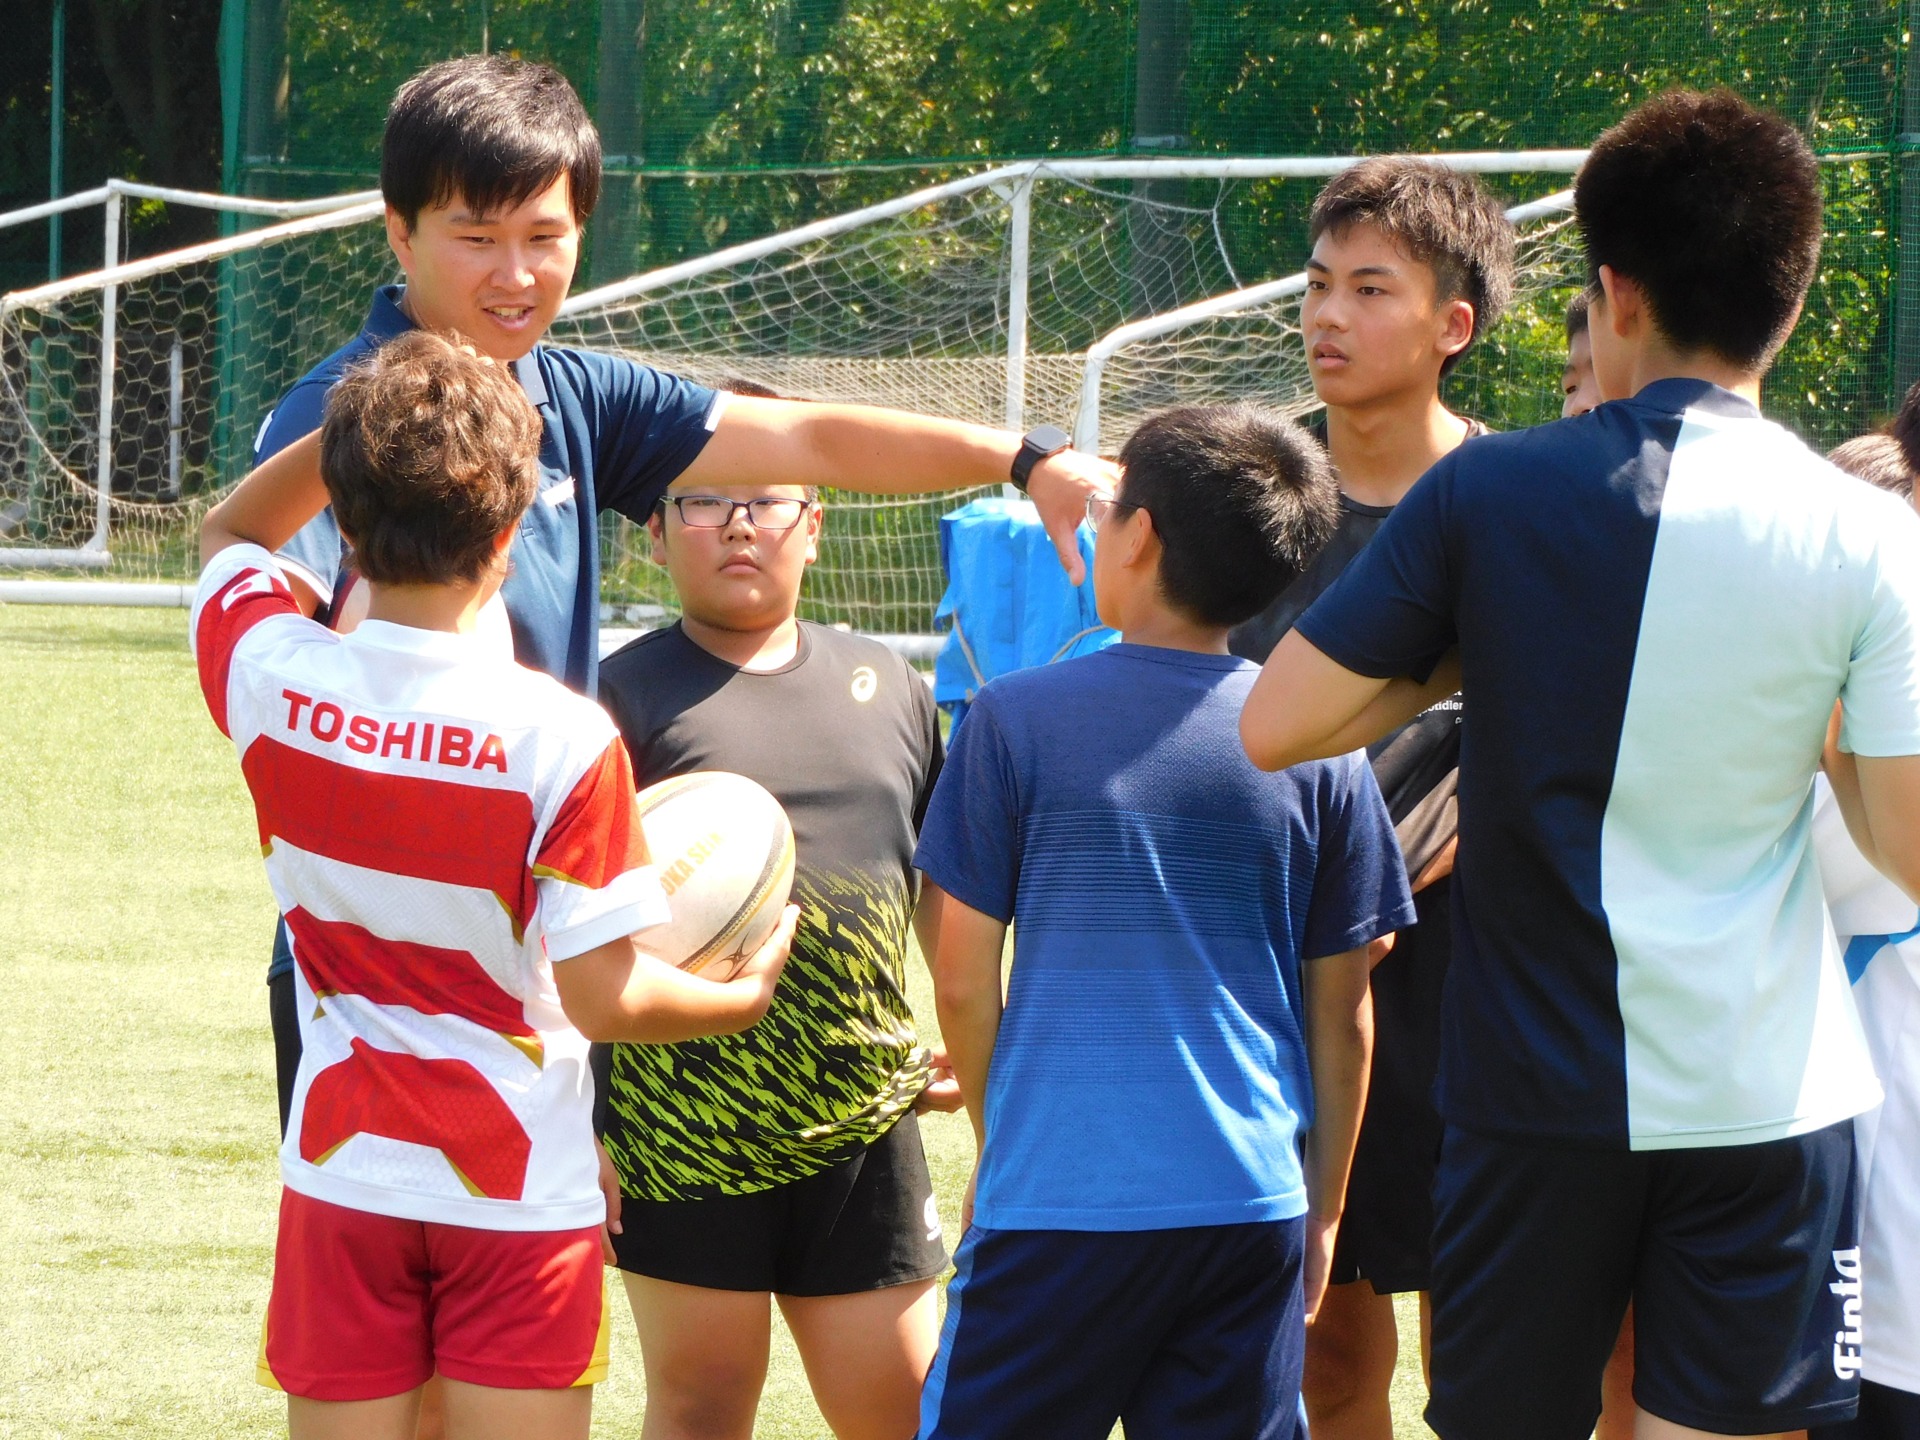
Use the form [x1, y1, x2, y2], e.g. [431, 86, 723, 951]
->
[0, 156, 1592, 632]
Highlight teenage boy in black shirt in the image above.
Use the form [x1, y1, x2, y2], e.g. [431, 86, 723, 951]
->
[1227, 157, 1515, 1440]
[594, 477, 957, 1440]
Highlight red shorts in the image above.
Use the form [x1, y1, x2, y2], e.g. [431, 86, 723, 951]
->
[258, 1188, 609, 1401]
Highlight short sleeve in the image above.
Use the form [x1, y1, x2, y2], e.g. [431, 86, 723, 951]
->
[1839, 515, 1920, 758]
[255, 379, 346, 607]
[912, 693, 1020, 922]
[596, 662, 658, 789]
[581, 353, 723, 522]
[907, 658, 947, 833]
[535, 737, 671, 961]
[1302, 754, 1417, 960]
[1294, 460, 1459, 682]
[190, 544, 302, 738]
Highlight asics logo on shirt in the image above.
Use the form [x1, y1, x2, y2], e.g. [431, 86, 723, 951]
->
[1830, 1246, 1864, 1379]
[281, 688, 509, 772]
[851, 666, 878, 703]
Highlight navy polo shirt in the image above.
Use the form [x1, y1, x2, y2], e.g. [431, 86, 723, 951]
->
[263, 284, 722, 697]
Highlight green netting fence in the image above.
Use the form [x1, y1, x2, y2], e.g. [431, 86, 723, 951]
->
[0, 3, 1909, 625]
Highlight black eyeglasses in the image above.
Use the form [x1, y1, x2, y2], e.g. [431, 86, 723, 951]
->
[1085, 493, 1145, 528]
[660, 495, 814, 530]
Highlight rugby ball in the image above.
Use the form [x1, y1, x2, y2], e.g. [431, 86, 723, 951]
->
[634, 771, 795, 980]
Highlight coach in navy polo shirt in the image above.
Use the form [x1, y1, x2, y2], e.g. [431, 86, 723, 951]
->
[252, 54, 1115, 1140]
[1241, 93, 1920, 1440]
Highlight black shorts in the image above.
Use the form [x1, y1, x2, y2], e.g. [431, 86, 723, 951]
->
[608, 1114, 949, 1297]
[1814, 1381, 1920, 1440]
[1330, 880, 1449, 1295]
[1426, 1120, 1860, 1440]
[269, 960, 301, 1138]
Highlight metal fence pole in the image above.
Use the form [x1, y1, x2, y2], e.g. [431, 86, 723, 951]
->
[90, 188, 121, 553]
[168, 339, 184, 500]
[1004, 175, 1033, 433]
[1899, 4, 1920, 396]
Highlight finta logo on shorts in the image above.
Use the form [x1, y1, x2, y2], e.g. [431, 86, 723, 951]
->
[280, 689, 508, 772]
[1830, 1246, 1864, 1380]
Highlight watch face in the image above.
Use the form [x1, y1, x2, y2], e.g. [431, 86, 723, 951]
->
[1026, 423, 1072, 453]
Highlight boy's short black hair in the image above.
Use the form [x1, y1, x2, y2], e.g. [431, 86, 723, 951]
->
[1116, 404, 1339, 628]
[383, 55, 601, 229]
[1888, 375, 1920, 476]
[1565, 288, 1592, 341]
[1575, 89, 1821, 371]
[1828, 434, 1916, 500]
[1309, 158, 1517, 377]
[322, 331, 541, 586]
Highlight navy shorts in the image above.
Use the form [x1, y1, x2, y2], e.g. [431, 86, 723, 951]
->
[1814, 1381, 1920, 1440]
[1427, 1121, 1860, 1440]
[920, 1218, 1305, 1440]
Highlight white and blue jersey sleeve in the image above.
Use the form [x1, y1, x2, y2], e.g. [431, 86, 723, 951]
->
[1297, 378, 1917, 1151]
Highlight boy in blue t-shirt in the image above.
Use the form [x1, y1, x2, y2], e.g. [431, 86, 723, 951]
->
[912, 404, 1416, 1440]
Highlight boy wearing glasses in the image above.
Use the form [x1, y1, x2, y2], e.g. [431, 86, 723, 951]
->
[913, 404, 1413, 1440]
[592, 475, 956, 1440]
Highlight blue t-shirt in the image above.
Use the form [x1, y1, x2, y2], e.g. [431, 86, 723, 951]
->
[263, 284, 721, 697]
[1297, 379, 1920, 1152]
[912, 643, 1413, 1231]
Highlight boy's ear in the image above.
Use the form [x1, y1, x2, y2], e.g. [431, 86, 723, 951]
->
[801, 500, 822, 567]
[384, 205, 417, 276]
[1596, 265, 1641, 339]
[1437, 297, 1475, 360]
[647, 509, 667, 566]
[1118, 503, 1158, 570]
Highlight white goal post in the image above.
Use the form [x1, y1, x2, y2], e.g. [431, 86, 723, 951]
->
[1, 154, 1592, 633]
[0, 180, 379, 570]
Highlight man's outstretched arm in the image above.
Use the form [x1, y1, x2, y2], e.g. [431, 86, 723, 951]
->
[686, 396, 1117, 585]
[1241, 629, 1461, 771]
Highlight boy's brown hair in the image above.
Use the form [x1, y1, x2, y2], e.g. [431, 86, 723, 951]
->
[1828, 433, 1916, 500]
[320, 331, 541, 586]
[1309, 157, 1518, 377]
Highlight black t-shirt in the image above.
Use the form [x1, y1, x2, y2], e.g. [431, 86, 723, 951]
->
[1227, 421, 1484, 877]
[595, 621, 944, 1199]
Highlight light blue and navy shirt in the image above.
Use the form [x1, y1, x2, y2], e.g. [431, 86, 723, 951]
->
[913, 644, 1414, 1231]
[1298, 378, 1920, 1151]
[263, 284, 722, 697]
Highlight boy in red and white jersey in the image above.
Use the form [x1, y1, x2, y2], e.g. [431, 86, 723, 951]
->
[193, 330, 794, 1440]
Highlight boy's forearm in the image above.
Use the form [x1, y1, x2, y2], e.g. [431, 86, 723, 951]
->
[1302, 948, 1374, 1224]
[1321, 653, 1462, 759]
[926, 885, 1008, 1150]
[556, 937, 775, 1044]
[1824, 708, 1920, 903]
[200, 431, 329, 566]
[1243, 631, 1394, 771]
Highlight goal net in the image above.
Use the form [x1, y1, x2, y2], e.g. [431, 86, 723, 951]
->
[0, 160, 1589, 634]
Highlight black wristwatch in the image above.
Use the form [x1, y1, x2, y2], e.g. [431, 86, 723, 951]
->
[1009, 423, 1073, 493]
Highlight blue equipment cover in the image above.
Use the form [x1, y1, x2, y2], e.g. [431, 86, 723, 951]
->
[932, 497, 1117, 731]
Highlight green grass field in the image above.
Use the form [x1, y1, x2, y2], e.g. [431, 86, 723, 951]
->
[0, 604, 1432, 1438]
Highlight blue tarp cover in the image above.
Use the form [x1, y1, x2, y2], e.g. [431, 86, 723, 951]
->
[932, 497, 1117, 730]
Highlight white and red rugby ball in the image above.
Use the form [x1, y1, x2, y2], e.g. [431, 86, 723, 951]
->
[634, 771, 795, 979]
